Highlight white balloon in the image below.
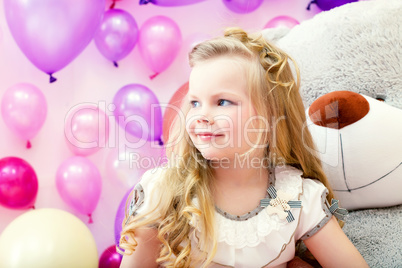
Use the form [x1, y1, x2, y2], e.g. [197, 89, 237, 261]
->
[0, 208, 98, 268]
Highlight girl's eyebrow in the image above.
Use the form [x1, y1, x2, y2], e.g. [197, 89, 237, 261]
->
[188, 91, 242, 99]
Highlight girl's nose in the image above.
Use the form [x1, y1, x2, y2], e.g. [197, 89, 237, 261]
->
[197, 115, 213, 124]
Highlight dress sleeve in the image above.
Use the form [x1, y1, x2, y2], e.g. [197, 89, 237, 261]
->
[125, 167, 165, 227]
[295, 179, 333, 241]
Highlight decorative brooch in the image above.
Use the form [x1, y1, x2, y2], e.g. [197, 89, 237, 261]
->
[260, 186, 302, 223]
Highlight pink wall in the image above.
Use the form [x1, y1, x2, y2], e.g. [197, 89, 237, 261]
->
[0, 0, 321, 259]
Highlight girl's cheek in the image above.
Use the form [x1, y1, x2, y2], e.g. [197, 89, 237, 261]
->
[185, 113, 196, 133]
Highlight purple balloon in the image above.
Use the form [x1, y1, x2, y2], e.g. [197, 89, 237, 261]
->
[264, 16, 300, 29]
[99, 245, 122, 268]
[222, 0, 263, 14]
[1, 83, 47, 148]
[139, 0, 206, 6]
[113, 84, 163, 143]
[138, 16, 182, 78]
[308, 0, 358, 11]
[94, 9, 139, 67]
[0, 157, 38, 210]
[55, 156, 102, 223]
[114, 188, 132, 248]
[3, 0, 105, 82]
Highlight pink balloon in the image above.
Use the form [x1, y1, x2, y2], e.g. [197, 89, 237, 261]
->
[113, 84, 163, 143]
[222, 0, 263, 14]
[185, 32, 211, 54]
[3, 0, 105, 82]
[105, 143, 165, 188]
[182, 33, 211, 76]
[0, 157, 38, 210]
[55, 156, 102, 223]
[64, 104, 110, 156]
[94, 9, 139, 67]
[139, 0, 206, 6]
[1, 83, 47, 148]
[99, 245, 122, 268]
[264, 16, 300, 29]
[138, 16, 182, 78]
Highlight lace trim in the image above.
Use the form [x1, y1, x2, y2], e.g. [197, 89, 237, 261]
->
[214, 166, 303, 248]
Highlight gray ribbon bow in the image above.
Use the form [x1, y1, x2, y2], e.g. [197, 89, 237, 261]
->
[329, 199, 348, 221]
[260, 186, 302, 223]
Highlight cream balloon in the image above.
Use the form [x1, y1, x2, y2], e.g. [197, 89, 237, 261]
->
[0, 208, 98, 268]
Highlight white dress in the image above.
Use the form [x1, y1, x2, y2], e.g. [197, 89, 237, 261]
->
[127, 165, 335, 268]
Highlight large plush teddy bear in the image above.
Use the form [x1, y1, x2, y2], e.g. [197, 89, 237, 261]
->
[262, 0, 402, 210]
[263, 1, 402, 267]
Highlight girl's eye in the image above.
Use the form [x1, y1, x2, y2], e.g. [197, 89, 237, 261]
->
[218, 99, 232, 106]
[190, 100, 200, 108]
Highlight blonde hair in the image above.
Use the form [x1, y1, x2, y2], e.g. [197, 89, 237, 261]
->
[119, 27, 334, 267]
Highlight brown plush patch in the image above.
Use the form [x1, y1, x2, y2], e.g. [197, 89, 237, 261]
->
[308, 91, 370, 129]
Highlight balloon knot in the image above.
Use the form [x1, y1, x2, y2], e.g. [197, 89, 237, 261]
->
[149, 72, 159, 80]
[139, 0, 151, 5]
[113, 61, 119, 67]
[158, 138, 164, 146]
[88, 214, 93, 224]
[49, 74, 57, 83]
[306, 0, 317, 10]
[31, 205, 35, 210]
[26, 140, 32, 149]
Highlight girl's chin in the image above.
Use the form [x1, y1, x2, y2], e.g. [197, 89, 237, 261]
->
[198, 150, 232, 162]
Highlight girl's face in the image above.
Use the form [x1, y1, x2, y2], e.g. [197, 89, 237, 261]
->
[186, 56, 265, 163]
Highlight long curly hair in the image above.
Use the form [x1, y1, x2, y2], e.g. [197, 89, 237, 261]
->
[119, 27, 334, 267]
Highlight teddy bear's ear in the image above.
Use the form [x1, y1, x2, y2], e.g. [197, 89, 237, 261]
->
[308, 91, 369, 129]
[261, 27, 291, 44]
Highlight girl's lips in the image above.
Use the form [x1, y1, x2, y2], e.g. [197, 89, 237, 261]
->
[196, 133, 224, 141]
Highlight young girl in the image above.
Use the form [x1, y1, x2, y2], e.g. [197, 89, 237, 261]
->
[119, 28, 368, 268]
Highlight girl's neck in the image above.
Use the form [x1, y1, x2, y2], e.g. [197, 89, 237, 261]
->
[209, 150, 269, 186]
[211, 158, 269, 188]
[211, 156, 270, 216]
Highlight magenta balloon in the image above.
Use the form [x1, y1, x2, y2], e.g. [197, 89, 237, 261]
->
[55, 156, 102, 220]
[138, 16, 181, 76]
[99, 245, 122, 268]
[222, 0, 263, 14]
[139, 0, 206, 6]
[1, 83, 47, 145]
[94, 9, 139, 65]
[3, 0, 105, 80]
[113, 84, 163, 143]
[114, 188, 132, 248]
[0, 157, 38, 209]
[264, 16, 300, 29]
[64, 104, 110, 156]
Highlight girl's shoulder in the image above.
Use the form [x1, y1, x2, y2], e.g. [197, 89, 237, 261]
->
[138, 166, 167, 187]
[127, 166, 169, 219]
[273, 165, 327, 199]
